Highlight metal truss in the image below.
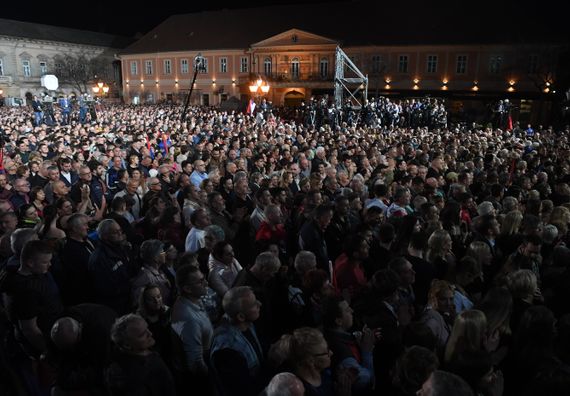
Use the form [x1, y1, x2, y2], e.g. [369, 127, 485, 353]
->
[334, 46, 368, 108]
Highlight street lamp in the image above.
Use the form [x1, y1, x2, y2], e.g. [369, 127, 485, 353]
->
[249, 76, 270, 96]
[92, 81, 109, 96]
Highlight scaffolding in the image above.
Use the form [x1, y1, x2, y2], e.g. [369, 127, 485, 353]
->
[334, 46, 368, 108]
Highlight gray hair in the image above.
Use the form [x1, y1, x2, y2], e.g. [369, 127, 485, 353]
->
[97, 219, 119, 240]
[204, 224, 225, 243]
[266, 372, 305, 396]
[542, 224, 558, 244]
[140, 239, 164, 261]
[294, 251, 316, 274]
[110, 313, 145, 350]
[67, 213, 88, 233]
[10, 228, 38, 255]
[477, 201, 495, 217]
[253, 251, 281, 272]
[222, 286, 254, 319]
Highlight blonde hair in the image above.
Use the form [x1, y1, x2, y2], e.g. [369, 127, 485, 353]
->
[426, 230, 452, 264]
[507, 269, 537, 299]
[500, 210, 523, 236]
[288, 327, 326, 369]
[444, 310, 487, 363]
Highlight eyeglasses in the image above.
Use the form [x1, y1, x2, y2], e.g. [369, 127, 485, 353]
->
[312, 349, 332, 357]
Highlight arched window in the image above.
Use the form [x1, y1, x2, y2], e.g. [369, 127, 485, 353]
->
[291, 57, 300, 79]
[320, 58, 328, 78]
[264, 58, 272, 76]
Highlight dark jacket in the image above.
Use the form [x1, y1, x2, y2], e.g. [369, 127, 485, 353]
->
[87, 241, 135, 315]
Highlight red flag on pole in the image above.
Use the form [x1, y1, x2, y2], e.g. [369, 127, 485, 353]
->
[507, 115, 513, 130]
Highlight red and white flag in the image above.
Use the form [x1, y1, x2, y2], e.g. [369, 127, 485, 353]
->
[246, 99, 256, 115]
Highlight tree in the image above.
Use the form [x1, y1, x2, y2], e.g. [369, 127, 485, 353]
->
[53, 54, 112, 94]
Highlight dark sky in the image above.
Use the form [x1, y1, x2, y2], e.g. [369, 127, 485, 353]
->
[2, 1, 338, 37]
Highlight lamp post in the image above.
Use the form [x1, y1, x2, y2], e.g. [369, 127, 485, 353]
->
[92, 81, 110, 98]
[249, 76, 270, 97]
[248, 76, 270, 116]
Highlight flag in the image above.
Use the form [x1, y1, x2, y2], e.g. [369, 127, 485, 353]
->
[247, 99, 256, 115]
[507, 115, 513, 130]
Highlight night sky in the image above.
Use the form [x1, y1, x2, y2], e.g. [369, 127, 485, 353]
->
[2, 1, 337, 37]
[2, 0, 566, 41]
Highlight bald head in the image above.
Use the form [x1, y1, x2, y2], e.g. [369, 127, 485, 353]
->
[51, 317, 81, 350]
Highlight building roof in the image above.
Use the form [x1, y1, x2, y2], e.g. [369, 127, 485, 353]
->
[121, 1, 567, 55]
[0, 18, 133, 48]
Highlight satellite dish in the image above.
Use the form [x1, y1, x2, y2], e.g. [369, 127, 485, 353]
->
[41, 75, 59, 91]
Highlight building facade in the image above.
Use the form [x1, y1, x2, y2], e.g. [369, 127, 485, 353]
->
[120, 18, 565, 125]
[0, 19, 130, 104]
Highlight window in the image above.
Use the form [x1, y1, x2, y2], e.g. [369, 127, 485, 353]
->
[39, 61, 48, 75]
[320, 58, 328, 78]
[0, 59, 4, 76]
[145, 60, 153, 75]
[488, 55, 502, 74]
[398, 55, 408, 73]
[240, 57, 248, 73]
[199, 58, 208, 74]
[130, 61, 138, 75]
[426, 55, 438, 73]
[291, 58, 299, 78]
[181, 59, 189, 74]
[22, 60, 31, 77]
[371, 55, 382, 73]
[163, 59, 171, 74]
[264, 57, 272, 76]
[528, 54, 539, 74]
[456, 55, 468, 74]
[220, 57, 227, 73]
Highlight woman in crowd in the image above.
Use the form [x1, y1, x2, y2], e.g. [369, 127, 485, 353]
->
[137, 284, 172, 363]
[207, 241, 243, 299]
[29, 186, 46, 217]
[418, 279, 455, 354]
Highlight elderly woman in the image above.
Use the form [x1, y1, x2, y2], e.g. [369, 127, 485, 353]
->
[131, 239, 173, 307]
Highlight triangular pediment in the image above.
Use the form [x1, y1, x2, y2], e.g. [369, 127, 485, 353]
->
[251, 28, 338, 48]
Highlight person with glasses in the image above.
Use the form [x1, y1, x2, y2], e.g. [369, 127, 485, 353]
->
[131, 239, 172, 307]
[190, 160, 209, 190]
[286, 327, 337, 396]
[9, 177, 31, 211]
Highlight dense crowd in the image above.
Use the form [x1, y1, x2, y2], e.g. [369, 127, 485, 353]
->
[0, 100, 570, 396]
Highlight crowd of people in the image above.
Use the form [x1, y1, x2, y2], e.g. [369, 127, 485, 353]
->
[0, 99, 569, 396]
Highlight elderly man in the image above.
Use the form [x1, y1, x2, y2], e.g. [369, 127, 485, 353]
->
[210, 287, 265, 396]
[190, 159, 208, 189]
[88, 219, 135, 314]
[106, 314, 176, 395]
